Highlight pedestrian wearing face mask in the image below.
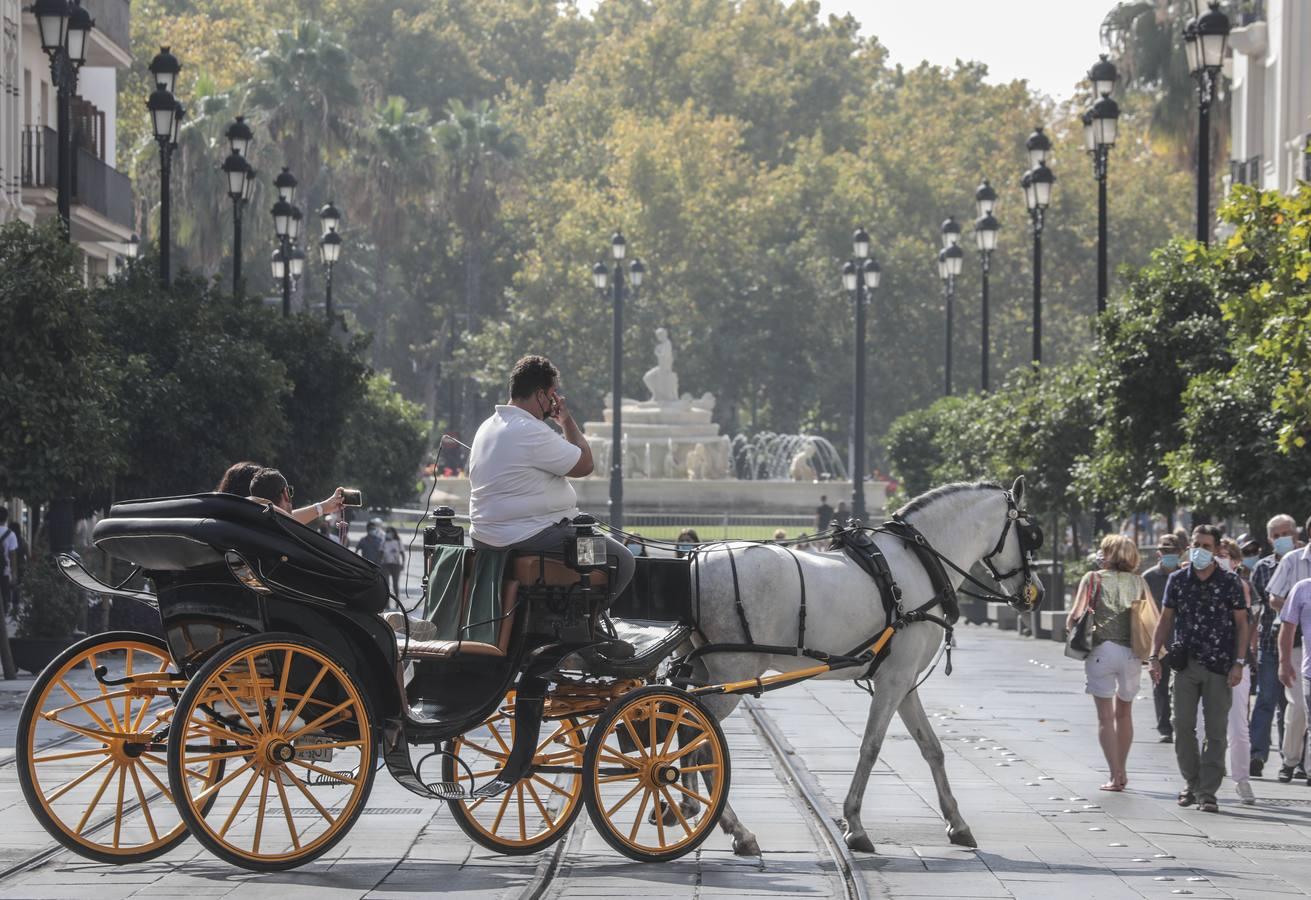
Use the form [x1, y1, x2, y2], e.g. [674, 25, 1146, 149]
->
[1248, 519, 1291, 778]
[1144, 534, 1184, 743]
[1263, 514, 1311, 783]
[1148, 525, 1249, 813]
[1219, 538, 1259, 804]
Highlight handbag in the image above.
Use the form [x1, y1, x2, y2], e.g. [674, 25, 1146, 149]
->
[1065, 572, 1102, 661]
[1130, 577, 1161, 660]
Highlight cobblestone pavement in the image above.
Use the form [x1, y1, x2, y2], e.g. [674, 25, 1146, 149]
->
[1, 621, 1310, 898]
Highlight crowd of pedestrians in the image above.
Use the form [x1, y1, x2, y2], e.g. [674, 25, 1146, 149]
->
[1069, 513, 1311, 813]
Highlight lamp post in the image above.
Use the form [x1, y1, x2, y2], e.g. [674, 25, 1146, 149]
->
[1184, 2, 1230, 246]
[591, 232, 643, 531]
[222, 116, 254, 297]
[973, 179, 999, 392]
[1021, 127, 1055, 367]
[939, 218, 963, 397]
[1084, 55, 1120, 314]
[290, 244, 306, 309]
[146, 87, 180, 286]
[841, 227, 880, 524]
[319, 202, 343, 320]
[32, 0, 93, 240]
[271, 167, 297, 316]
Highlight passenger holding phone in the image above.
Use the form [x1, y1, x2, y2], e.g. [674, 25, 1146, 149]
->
[246, 467, 350, 526]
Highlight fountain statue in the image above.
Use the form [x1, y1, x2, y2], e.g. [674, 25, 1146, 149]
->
[643, 327, 679, 402]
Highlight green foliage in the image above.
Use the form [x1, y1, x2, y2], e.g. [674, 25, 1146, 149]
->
[16, 551, 84, 639]
[1078, 241, 1232, 516]
[884, 396, 981, 498]
[0, 221, 123, 504]
[338, 373, 429, 508]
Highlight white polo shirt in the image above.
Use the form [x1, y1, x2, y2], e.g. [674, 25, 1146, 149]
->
[1267, 545, 1311, 602]
[468, 405, 582, 547]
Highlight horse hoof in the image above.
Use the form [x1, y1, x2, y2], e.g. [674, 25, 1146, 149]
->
[948, 827, 977, 848]
[733, 835, 761, 857]
[680, 799, 701, 819]
[844, 831, 876, 854]
[648, 802, 679, 826]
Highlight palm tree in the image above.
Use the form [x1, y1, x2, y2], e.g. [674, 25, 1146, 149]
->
[434, 99, 523, 430]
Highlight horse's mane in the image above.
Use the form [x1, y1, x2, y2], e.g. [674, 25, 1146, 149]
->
[895, 481, 1003, 518]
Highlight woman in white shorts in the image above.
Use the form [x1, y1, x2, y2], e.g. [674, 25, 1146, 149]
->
[1068, 534, 1149, 792]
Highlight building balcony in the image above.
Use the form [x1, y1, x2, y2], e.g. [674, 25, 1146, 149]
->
[21, 125, 134, 242]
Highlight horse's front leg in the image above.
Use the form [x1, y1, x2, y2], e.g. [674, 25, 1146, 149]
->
[694, 691, 760, 856]
[843, 683, 906, 853]
[897, 688, 975, 848]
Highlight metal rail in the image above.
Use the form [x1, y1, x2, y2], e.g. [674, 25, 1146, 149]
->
[742, 698, 869, 900]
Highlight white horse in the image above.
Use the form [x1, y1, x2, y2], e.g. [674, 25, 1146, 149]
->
[682, 477, 1044, 855]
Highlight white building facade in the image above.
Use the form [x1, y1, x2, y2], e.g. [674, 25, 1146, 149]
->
[0, 0, 133, 280]
[1227, 0, 1311, 193]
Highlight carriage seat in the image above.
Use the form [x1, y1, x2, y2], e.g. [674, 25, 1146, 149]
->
[94, 493, 388, 613]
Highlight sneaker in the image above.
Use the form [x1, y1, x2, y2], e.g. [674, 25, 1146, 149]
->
[1278, 766, 1296, 783]
[1159, 733, 1174, 744]
[1235, 781, 1256, 805]
[1297, 766, 1308, 779]
[1250, 759, 1264, 778]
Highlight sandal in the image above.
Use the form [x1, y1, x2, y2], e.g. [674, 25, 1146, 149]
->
[1177, 789, 1196, 807]
[1099, 781, 1124, 792]
[1199, 800, 1219, 813]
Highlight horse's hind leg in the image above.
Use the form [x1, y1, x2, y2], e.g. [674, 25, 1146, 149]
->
[897, 689, 976, 848]
[843, 685, 905, 853]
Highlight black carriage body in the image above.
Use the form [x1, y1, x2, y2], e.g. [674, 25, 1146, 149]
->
[92, 494, 404, 722]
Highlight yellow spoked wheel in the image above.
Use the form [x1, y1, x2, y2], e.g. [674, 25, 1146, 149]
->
[168, 633, 377, 871]
[16, 631, 218, 864]
[443, 698, 587, 855]
[583, 686, 730, 862]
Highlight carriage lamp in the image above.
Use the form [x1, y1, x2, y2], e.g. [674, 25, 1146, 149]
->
[225, 551, 272, 594]
[567, 515, 608, 571]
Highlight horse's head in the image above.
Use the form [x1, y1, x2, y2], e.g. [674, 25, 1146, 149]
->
[981, 476, 1045, 613]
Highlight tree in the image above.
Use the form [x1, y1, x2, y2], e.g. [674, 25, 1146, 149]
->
[337, 373, 429, 508]
[0, 221, 123, 504]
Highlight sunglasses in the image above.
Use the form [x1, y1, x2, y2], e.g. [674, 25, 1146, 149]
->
[284, 484, 295, 500]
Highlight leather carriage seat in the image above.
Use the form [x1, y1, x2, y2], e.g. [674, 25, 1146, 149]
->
[398, 554, 607, 660]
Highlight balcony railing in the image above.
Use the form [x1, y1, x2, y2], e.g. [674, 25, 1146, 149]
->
[22, 125, 133, 231]
[81, 0, 130, 56]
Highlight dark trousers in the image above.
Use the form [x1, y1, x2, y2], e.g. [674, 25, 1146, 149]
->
[1154, 662, 1173, 736]
[1250, 642, 1287, 762]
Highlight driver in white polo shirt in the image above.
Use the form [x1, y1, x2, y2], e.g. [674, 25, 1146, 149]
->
[467, 355, 635, 597]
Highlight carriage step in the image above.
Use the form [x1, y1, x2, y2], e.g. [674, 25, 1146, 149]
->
[469, 777, 516, 800]
[424, 781, 469, 801]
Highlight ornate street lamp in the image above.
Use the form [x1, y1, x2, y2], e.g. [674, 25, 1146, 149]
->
[147, 75, 179, 287]
[840, 226, 879, 523]
[320, 212, 343, 320]
[592, 232, 643, 530]
[33, 0, 94, 239]
[1185, 2, 1230, 245]
[319, 201, 341, 238]
[1086, 74, 1120, 314]
[221, 145, 253, 297]
[938, 239, 964, 396]
[225, 115, 253, 158]
[273, 166, 297, 203]
[974, 179, 1000, 391]
[1021, 135, 1055, 367]
[271, 189, 294, 316]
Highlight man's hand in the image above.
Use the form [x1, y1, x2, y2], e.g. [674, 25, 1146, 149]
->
[1280, 663, 1298, 690]
[549, 392, 572, 424]
[1228, 663, 1244, 688]
[1148, 658, 1162, 686]
[322, 487, 346, 515]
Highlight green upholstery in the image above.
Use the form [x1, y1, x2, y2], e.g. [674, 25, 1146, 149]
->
[424, 545, 511, 644]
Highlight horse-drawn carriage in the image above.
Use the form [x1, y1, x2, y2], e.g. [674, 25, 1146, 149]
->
[17, 482, 1044, 871]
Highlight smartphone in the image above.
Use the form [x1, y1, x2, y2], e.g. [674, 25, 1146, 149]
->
[340, 489, 363, 507]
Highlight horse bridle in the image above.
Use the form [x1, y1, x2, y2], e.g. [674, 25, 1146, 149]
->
[980, 490, 1043, 597]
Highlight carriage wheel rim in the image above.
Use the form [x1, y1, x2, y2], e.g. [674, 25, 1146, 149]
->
[450, 710, 587, 848]
[174, 641, 374, 864]
[589, 691, 727, 855]
[22, 637, 205, 857]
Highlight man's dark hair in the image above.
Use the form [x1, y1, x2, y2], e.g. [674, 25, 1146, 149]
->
[216, 461, 262, 496]
[820, 495, 827, 502]
[1192, 523, 1223, 544]
[509, 355, 559, 400]
[0, 506, 8, 524]
[249, 468, 289, 503]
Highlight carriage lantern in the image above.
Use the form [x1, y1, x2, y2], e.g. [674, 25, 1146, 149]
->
[566, 515, 608, 571]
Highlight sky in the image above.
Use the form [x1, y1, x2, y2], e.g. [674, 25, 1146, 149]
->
[578, 1, 1116, 102]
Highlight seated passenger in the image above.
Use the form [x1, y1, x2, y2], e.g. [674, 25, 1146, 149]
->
[215, 461, 263, 497]
[247, 467, 347, 527]
[468, 355, 635, 597]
